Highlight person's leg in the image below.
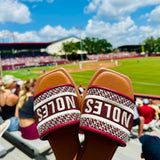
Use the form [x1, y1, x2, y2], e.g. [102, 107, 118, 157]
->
[0, 116, 4, 124]
[138, 116, 144, 138]
[7, 117, 19, 131]
[149, 119, 157, 130]
[143, 123, 149, 130]
[0, 119, 10, 137]
[156, 120, 160, 128]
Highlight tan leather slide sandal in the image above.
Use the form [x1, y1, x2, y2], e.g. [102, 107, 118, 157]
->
[78, 68, 135, 160]
[34, 68, 81, 160]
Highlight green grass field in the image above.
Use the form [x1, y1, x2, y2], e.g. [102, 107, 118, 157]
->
[111, 57, 160, 96]
[2, 56, 160, 95]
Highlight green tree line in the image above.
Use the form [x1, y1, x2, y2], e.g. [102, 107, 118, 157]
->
[62, 37, 112, 60]
[144, 36, 160, 54]
[62, 36, 160, 60]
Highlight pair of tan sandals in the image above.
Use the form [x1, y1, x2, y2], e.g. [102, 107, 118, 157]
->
[34, 67, 135, 160]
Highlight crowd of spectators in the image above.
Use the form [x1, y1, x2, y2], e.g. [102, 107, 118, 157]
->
[1, 51, 68, 70]
[2, 52, 56, 69]
[86, 52, 140, 61]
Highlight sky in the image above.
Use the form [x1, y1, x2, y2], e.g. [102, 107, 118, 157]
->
[1, 0, 160, 47]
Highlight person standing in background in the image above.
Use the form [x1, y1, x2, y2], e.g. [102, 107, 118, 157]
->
[43, 67, 46, 74]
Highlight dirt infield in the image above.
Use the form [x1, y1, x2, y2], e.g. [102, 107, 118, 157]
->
[33, 61, 119, 74]
[65, 61, 117, 73]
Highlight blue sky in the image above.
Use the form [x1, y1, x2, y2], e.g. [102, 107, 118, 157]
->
[1, 0, 160, 47]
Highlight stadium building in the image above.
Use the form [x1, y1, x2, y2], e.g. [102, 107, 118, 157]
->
[46, 36, 81, 55]
[0, 36, 82, 71]
[117, 45, 142, 53]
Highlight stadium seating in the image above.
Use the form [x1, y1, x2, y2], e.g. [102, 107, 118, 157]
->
[3, 131, 51, 160]
[0, 144, 6, 157]
[1, 51, 68, 70]
[87, 52, 141, 61]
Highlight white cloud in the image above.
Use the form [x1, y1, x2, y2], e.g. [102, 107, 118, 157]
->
[139, 25, 160, 39]
[39, 25, 68, 37]
[6, 17, 140, 46]
[147, 5, 160, 23]
[83, 17, 138, 47]
[83, 0, 160, 46]
[21, 0, 42, 2]
[2, 0, 160, 48]
[21, 0, 54, 2]
[39, 25, 78, 39]
[11, 20, 160, 47]
[0, 30, 15, 42]
[11, 25, 78, 42]
[0, 0, 31, 24]
[149, 26, 160, 38]
[0, 30, 13, 37]
[2, 22, 160, 48]
[46, 0, 54, 3]
[139, 26, 152, 33]
[14, 31, 42, 42]
[85, 0, 160, 20]
[84, 0, 101, 13]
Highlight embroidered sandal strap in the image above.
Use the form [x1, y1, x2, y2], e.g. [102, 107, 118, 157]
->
[34, 84, 80, 140]
[80, 85, 135, 146]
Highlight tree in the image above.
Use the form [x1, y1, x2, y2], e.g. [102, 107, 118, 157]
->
[82, 37, 92, 54]
[62, 37, 113, 60]
[62, 41, 79, 59]
[144, 36, 156, 54]
[83, 37, 112, 54]
[97, 39, 112, 53]
[155, 37, 160, 52]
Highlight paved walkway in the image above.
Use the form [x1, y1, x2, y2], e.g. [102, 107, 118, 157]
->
[0, 129, 160, 160]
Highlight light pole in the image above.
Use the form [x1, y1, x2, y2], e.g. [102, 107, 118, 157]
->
[0, 51, 3, 78]
[77, 26, 83, 61]
[80, 37, 83, 61]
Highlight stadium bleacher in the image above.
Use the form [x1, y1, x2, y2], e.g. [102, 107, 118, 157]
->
[1, 51, 68, 70]
[86, 52, 142, 61]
